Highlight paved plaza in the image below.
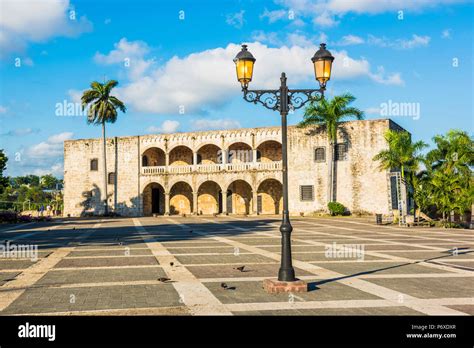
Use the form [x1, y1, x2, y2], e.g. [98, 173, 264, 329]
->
[0, 216, 473, 316]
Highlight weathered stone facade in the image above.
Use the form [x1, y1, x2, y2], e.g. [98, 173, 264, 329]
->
[63, 119, 404, 217]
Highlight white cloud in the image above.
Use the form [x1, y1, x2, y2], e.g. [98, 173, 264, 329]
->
[0, 105, 7, 114]
[260, 8, 287, 23]
[367, 34, 430, 49]
[191, 119, 241, 131]
[365, 107, 382, 115]
[0, 0, 92, 57]
[226, 10, 245, 29]
[313, 11, 339, 27]
[369, 67, 404, 86]
[67, 89, 83, 104]
[3, 128, 39, 136]
[147, 120, 180, 134]
[32, 162, 64, 177]
[441, 29, 452, 39]
[94, 38, 153, 80]
[327, 0, 467, 14]
[27, 132, 74, 159]
[100, 40, 403, 115]
[270, 0, 467, 28]
[336, 35, 365, 46]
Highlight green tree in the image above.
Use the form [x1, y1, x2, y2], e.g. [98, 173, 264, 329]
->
[298, 93, 364, 203]
[426, 130, 473, 223]
[40, 174, 59, 189]
[373, 130, 428, 220]
[0, 149, 8, 193]
[81, 80, 126, 215]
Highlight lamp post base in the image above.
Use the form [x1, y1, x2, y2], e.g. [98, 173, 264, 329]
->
[263, 278, 307, 294]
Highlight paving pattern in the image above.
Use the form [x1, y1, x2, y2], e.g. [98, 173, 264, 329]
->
[0, 216, 472, 315]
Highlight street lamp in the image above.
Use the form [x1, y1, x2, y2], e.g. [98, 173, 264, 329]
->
[234, 43, 334, 287]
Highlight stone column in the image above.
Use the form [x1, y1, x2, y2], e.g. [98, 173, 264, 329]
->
[193, 151, 198, 166]
[221, 191, 227, 215]
[252, 189, 259, 215]
[252, 149, 257, 163]
[193, 191, 198, 215]
[164, 192, 170, 215]
[165, 152, 170, 168]
[221, 149, 227, 165]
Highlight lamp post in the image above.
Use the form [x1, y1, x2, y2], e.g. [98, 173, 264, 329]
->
[234, 43, 334, 286]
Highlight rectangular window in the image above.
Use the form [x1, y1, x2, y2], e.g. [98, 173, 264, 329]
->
[300, 185, 314, 201]
[108, 172, 116, 185]
[335, 143, 348, 161]
[90, 159, 98, 171]
[314, 147, 326, 162]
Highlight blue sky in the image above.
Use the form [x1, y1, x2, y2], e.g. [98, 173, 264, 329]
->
[0, 0, 473, 177]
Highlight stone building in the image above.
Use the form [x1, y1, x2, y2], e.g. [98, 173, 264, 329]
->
[63, 118, 405, 217]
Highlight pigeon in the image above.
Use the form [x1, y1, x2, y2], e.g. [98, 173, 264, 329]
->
[234, 266, 246, 272]
[170, 262, 174, 267]
[220, 282, 236, 290]
[158, 277, 171, 283]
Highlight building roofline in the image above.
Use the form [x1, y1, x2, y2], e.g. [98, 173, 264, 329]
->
[64, 118, 405, 143]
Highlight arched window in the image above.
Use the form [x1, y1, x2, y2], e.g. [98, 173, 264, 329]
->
[108, 172, 116, 185]
[256, 150, 262, 162]
[90, 159, 98, 171]
[142, 155, 148, 167]
[314, 147, 325, 162]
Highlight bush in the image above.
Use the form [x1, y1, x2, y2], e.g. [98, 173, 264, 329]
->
[328, 202, 345, 216]
[0, 210, 19, 223]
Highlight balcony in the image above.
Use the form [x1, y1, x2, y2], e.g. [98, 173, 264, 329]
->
[141, 161, 282, 176]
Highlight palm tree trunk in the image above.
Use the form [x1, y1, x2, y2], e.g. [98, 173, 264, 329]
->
[102, 122, 108, 215]
[327, 140, 334, 206]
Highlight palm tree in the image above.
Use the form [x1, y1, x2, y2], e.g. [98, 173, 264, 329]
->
[426, 130, 473, 224]
[81, 80, 126, 215]
[373, 130, 428, 220]
[298, 93, 364, 204]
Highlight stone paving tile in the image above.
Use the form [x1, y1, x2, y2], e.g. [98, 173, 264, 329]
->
[161, 241, 227, 247]
[378, 251, 473, 260]
[187, 263, 313, 279]
[311, 261, 453, 275]
[205, 280, 381, 304]
[174, 254, 275, 265]
[55, 256, 159, 268]
[258, 245, 326, 253]
[440, 261, 474, 268]
[0, 259, 37, 269]
[366, 277, 474, 299]
[166, 246, 242, 254]
[36, 267, 167, 285]
[292, 253, 383, 262]
[233, 306, 423, 316]
[446, 305, 474, 315]
[1, 284, 183, 314]
[68, 248, 153, 257]
[0, 271, 21, 286]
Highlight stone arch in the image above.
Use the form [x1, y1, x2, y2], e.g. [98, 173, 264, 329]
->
[227, 142, 253, 163]
[143, 182, 165, 216]
[226, 179, 253, 215]
[197, 181, 222, 215]
[142, 147, 166, 167]
[257, 178, 282, 215]
[196, 144, 222, 164]
[169, 145, 193, 166]
[169, 181, 193, 215]
[256, 140, 282, 162]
